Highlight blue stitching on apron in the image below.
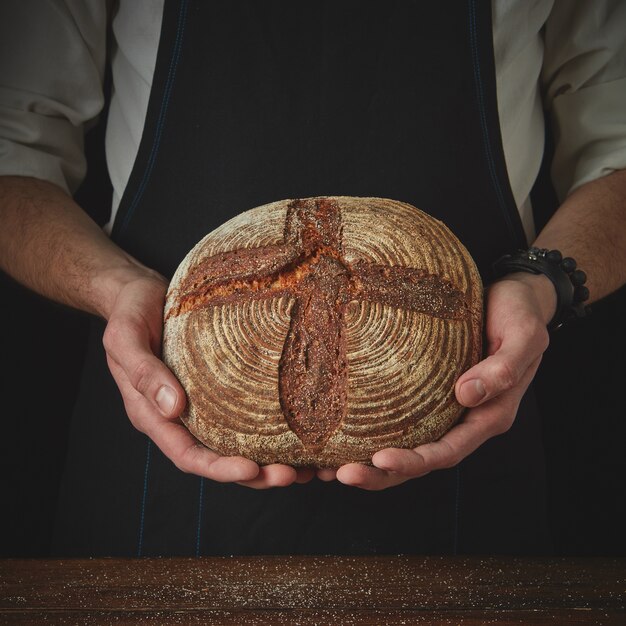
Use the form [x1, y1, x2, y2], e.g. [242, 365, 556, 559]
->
[137, 438, 152, 557]
[195, 477, 205, 557]
[125, 0, 188, 558]
[468, 0, 518, 243]
[119, 0, 190, 236]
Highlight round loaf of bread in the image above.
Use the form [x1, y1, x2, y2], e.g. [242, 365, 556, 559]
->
[163, 196, 482, 467]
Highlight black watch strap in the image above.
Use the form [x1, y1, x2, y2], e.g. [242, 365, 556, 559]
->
[493, 247, 589, 331]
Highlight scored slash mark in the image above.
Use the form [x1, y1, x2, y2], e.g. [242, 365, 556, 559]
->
[168, 198, 470, 451]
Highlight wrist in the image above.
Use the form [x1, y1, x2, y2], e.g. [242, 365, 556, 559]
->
[493, 247, 590, 330]
[91, 260, 167, 320]
[501, 272, 557, 326]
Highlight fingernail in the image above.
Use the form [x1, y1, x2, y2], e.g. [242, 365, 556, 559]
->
[460, 379, 486, 406]
[156, 385, 176, 414]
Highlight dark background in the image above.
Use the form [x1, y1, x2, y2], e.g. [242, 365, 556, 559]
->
[1, 118, 625, 557]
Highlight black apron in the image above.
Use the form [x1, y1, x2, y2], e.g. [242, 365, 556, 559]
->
[53, 0, 552, 556]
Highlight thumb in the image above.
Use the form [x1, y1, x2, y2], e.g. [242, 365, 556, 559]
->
[103, 316, 186, 418]
[455, 317, 548, 407]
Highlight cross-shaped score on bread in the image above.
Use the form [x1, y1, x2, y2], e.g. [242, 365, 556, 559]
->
[166, 198, 471, 452]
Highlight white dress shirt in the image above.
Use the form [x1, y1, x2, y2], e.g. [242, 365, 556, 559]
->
[1, 0, 625, 242]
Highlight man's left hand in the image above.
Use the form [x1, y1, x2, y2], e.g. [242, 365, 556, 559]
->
[317, 273, 555, 490]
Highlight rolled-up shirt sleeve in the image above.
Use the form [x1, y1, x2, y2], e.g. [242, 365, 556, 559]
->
[0, 0, 108, 195]
[542, 0, 626, 201]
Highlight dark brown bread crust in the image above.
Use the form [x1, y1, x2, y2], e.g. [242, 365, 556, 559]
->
[163, 197, 482, 467]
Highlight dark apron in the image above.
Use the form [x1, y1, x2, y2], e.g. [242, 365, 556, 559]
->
[53, 0, 552, 556]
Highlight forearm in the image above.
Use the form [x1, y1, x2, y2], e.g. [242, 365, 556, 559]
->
[532, 168, 626, 304]
[0, 175, 162, 319]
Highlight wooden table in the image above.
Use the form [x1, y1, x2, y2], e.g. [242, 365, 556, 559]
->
[1, 557, 624, 624]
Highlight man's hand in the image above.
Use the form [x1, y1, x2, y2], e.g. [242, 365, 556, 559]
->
[317, 273, 555, 490]
[3, 171, 623, 492]
[102, 268, 314, 489]
[0, 178, 313, 489]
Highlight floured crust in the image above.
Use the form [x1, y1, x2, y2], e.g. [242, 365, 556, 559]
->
[163, 197, 483, 467]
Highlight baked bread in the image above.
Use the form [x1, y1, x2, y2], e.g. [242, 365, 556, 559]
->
[163, 197, 482, 467]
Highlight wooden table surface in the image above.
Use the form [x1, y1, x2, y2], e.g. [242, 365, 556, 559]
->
[1, 556, 624, 625]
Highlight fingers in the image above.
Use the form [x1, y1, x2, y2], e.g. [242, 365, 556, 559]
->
[110, 355, 312, 488]
[370, 448, 430, 477]
[108, 355, 260, 481]
[374, 356, 542, 477]
[317, 464, 409, 490]
[104, 281, 312, 489]
[456, 315, 548, 407]
[109, 351, 311, 488]
[237, 464, 316, 489]
[335, 464, 408, 491]
[345, 355, 541, 489]
[317, 468, 338, 482]
[237, 465, 297, 489]
[104, 315, 186, 418]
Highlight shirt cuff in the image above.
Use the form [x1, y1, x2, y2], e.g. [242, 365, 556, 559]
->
[0, 104, 86, 195]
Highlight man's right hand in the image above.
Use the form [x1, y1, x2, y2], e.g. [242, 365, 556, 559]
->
[101, 268, 314, 489]
[0, 176, 312, 489]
